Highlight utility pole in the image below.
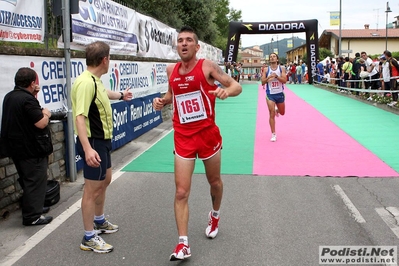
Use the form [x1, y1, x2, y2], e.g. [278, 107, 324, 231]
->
[338, 0, 342, 56]
[373, 8, 380, 30]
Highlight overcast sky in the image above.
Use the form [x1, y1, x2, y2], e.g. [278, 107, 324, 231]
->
[228, 0, 396, 47]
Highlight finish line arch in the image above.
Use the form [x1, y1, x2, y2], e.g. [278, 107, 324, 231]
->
[225, 19, 318, 84]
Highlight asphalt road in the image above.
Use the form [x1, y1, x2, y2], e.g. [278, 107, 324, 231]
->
[1, 98, 399, 266]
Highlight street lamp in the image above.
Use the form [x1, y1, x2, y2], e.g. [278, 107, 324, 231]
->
[270, 38, 273, 54]
[248, 55, 252, 80]
[271, 35, 279, 54]
[385, 2, 392, 51]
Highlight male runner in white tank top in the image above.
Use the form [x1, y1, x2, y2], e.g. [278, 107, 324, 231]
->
[261, 53, 287, 142]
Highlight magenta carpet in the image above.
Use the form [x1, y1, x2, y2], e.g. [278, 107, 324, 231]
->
[253, 85, 399, 177]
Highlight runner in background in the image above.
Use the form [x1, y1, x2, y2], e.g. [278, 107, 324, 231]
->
[261, 52, 287, 142]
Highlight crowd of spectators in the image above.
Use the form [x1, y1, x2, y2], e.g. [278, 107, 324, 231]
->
[314, 50, 399, 107]
[223, 50, 399, 108]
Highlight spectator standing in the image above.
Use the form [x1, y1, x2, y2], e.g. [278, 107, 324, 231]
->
[330, 60, 336, 85]
[384, 50, 399, 106]
[237, 63, 243, 83]
[290, 63, 297, 84]
[316, 59, 324, 83]
[301, 61, 306, 82]
[351, 53, 362, 93]
[337, 56, 344, 88]
[296, 63, 302, 84]
[341, 57, 352, 89]
[325, 59, 331, 74]
[361, 51, 380, 101]
[1, 67, 53, 226]
[380, 54, 391, 96]
[72, 41, 133, 253]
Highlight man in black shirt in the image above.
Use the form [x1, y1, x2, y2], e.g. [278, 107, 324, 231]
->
[1, 67, 53, 226]
[351, 53, 362, 94]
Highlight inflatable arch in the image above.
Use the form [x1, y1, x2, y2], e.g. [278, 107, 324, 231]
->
[225, 19, 319, 84]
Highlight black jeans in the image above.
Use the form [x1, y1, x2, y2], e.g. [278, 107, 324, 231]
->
[364, 73, 380, 90]
[390, 79, 398, 101]
[13, 157, 48, 223]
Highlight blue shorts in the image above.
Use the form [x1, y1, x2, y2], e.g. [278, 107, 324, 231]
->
[266, 92, 285, 104]
[76, 138, 112, 181]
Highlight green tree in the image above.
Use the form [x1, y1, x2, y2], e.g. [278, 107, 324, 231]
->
[212, 1, 242, 51]
[125, 0, 241, 49]
[319, 48, 333, 61]
[124, 0, 184, 29]
[303, 48, 334, 62]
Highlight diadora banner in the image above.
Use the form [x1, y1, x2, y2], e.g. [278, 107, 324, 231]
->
[0, 0, 45, 43]
[225, 19, 319, 84]
[0, 55, 169, 120]
[57, 0, 222, 63]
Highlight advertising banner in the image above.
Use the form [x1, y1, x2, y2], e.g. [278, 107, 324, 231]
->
[66, 93, 163, 174]
[57, 0, 221, 63]
[135, 13, 178, 60]
[0, 54, 165, 173]
[0, 0, 45, 43]
[67, 0, 139, 55]
[330, 11, 340, 26]
[225, 19, 319, 83]
[111, 93, 162, 150]
[0, 55, 169, 122]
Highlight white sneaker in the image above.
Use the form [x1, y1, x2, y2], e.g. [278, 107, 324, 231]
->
[270, 133, 277, 142]
[169, 243, 191, 261]
[205, 211, 220, 239]
[388, 101, 397, 107]
[367, 96, 372, 101]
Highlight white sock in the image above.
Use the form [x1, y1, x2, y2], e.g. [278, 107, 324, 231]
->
[211, 210, 220, 218]
[94, 214, 105, 223]
[84, 230, 95, 240]
[179, 236, 188, 246]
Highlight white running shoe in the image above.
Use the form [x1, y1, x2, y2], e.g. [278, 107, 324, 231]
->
[270, 133, 277, 142]
[170, 243, 191, 261]
[367, 96, 373, 101]
[80, 235, 113, 253]
[93, 218, 119, 234]
[205, 211, 220, 239]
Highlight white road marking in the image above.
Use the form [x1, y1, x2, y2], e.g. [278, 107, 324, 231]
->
[375, 207, 399, 239]
[332, 185, 366, 223]
[0, 128, 173, 266]
[0, 199, 82, 266]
